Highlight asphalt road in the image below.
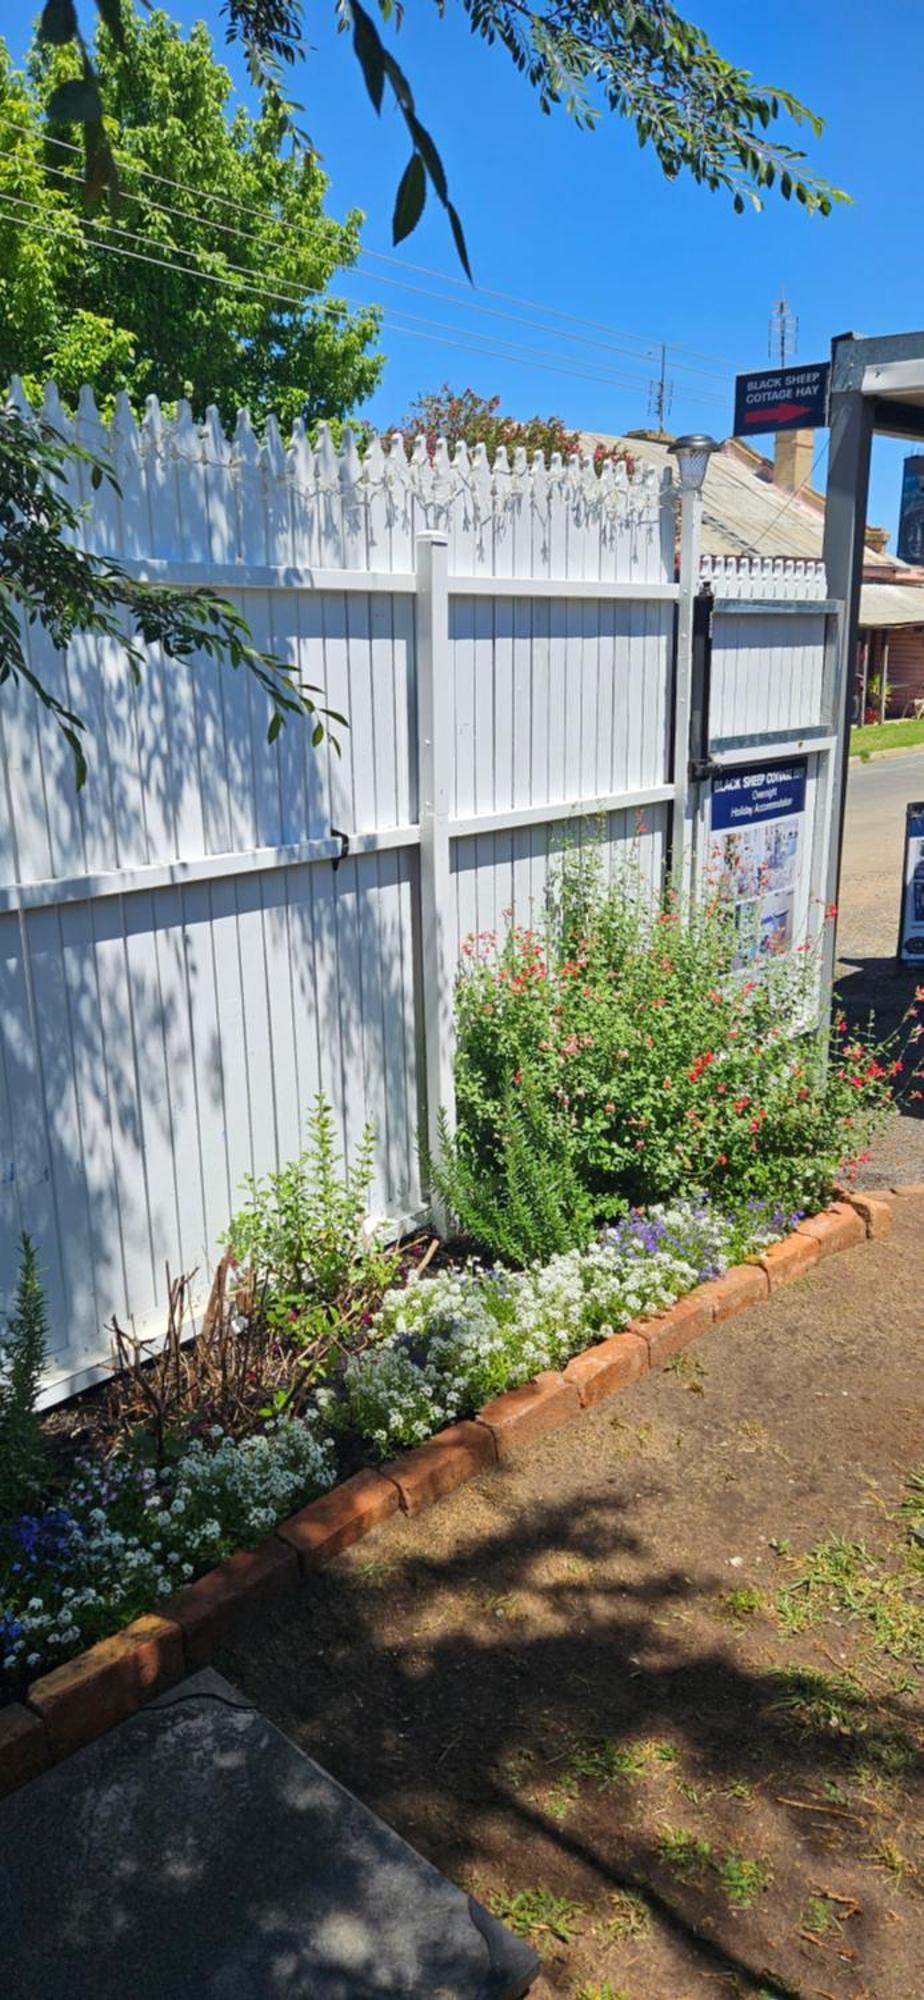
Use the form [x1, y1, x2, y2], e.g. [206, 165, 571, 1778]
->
[836, 748, 924, 1184]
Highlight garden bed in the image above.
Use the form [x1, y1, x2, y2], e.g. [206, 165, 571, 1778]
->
[0, 1190, 897, 1795]
[2, 857, 918, 1792]
[227, 1191, 924, 2000]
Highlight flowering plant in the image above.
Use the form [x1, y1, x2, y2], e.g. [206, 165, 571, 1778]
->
[0, 1417, 334, 1685]
[333, 1196, 793, 1457]
[435, 856, 906, 1262]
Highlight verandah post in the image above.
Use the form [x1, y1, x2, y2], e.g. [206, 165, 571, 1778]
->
[416, 531, 454, 1236]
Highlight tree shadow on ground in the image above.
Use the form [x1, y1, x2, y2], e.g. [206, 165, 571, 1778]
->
[229, 1482, 923, 1998]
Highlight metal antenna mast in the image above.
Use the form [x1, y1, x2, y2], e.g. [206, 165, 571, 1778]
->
[769, 291, 798, 368]
[647, 343, 674, 431]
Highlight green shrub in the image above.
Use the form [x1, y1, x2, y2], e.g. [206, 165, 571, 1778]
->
[0, 1234, 49, 1519]
[435, 855, 902, 1262]
[224, 1095, 400, 1368]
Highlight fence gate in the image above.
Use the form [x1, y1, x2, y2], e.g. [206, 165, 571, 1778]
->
[685, 555, 843, 969]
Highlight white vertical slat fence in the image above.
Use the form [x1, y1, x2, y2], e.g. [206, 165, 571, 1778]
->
[2, 389, 840, 1400]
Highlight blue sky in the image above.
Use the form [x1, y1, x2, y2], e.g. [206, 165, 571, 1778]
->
[8, 1, 922, 537]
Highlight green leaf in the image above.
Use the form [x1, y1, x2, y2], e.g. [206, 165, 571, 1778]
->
[351, 0, 386, 115]
[39, 0, 78, 46]
[267, 710, 283, 743]
[47, 78, 104, 124]
[94, 0, 127, 46]
[393, 151, 426, 244]
[447, 201, 473, 282]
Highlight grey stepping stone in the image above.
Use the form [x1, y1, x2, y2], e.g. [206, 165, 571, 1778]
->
[0, 1668, 539, 1998]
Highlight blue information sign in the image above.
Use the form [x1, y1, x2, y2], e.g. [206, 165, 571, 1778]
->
[710, 762, 808, 962]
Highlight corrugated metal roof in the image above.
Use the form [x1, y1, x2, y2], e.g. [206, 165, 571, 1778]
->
[859, 582, 924, 627]
[586, 430, 924, 630]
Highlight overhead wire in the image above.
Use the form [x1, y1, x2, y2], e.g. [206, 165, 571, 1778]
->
[0, 188, 728, 408]
[0, 116, 733, 386]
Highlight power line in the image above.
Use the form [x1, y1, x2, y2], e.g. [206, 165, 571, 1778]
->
[23, 151, 728, 382]
[0, 196, 726, 409]
[0, 188, 727, 408]
[748, 438, 830, 553]
[0, 115, 733, 383]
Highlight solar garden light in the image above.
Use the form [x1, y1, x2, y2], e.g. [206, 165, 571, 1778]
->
[668, 434, 719, 493]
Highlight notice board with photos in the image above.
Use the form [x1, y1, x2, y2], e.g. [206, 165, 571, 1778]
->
[708, 761, 809, 965]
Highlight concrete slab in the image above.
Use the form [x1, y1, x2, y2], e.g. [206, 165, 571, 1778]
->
[0, 1668, 539, 1999]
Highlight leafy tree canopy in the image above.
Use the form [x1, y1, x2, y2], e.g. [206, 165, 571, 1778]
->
[37, 0, 846, 282]
[1, 6, 382, 427]
[393, 384, 634, 471]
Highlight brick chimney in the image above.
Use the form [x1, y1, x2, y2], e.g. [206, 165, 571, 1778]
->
[864, 523, 890, 554]
[773, 428, 814, 492]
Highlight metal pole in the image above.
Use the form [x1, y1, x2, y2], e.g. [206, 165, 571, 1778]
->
[671, 481, 704, 897]
[820, 342, 874, 996]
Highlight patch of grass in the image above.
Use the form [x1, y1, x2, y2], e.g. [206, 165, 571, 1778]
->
[801, 1893, 836, 1937]
[852, 1727, 917, 1784]
[718, 1852, 770, 1908]
[597, 1889, 650, 1941]
[724, 1779, 756, 1804]
[764, 1663, 865, 1736]
[574, 1985, 630, 2000]
[647, 1738, 679, 1763]
[722, 1586, 764, 1621]
[667, 1350, 705, 1392]
[489, 1887, 583, 1943]
[352, 1557, 395, 1586]
[875, 1837, 912, 1882]
[656, 1826, 712, 1880]
[777, 1534, 924, 1661]
[851, 716, 924, 757]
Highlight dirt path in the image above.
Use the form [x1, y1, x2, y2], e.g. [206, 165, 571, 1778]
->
[227, 1202, 924, 2000]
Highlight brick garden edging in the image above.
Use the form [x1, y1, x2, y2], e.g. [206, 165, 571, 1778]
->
[0, 1191, 900, 1798]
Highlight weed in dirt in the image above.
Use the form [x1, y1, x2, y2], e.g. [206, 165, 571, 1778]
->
[573, 1985, 629, 2000]
[724, 1779, 756, 1803]
[667, 1350, 705, 1392]
[352, 1559, 394, 1587]
[647, 1738, 678, 1762]
[718, 1852, 770, 1908]
[597, 1889, 650, 1941]
[574, 1986, 630, 2000]
[569, 1737, 647, 1786]
[875, 1837, 912, 1882]
[764, 1663, 865, 1735]
[489, 1887, 582, 1943]
[722, 1585, 764, 1620]
[656, 1826, 712, 1880]
[777, 1531, 924, 1660]
[801, 1893, 836, 1937]
[475, 1588, 525, 1620]
[676, 1778, 707, 1805]
[852, 1727, 916, 1784]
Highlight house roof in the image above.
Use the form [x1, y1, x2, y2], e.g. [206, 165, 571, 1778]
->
[586, 430, 924, 631]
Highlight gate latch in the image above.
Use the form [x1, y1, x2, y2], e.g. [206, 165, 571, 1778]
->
[330, 826, 350, 872]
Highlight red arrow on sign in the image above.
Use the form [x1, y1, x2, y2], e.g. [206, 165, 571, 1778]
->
[743, 400, 813, 425]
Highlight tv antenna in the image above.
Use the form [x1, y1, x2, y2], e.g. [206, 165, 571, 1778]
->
[769, 292, 798, 368]
[647, 343, 674, 432]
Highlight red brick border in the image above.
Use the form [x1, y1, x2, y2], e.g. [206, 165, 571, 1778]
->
[0, 1193, 896, 1796]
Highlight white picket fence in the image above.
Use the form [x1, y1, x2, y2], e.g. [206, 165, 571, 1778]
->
[2, 386, 837, 1399]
